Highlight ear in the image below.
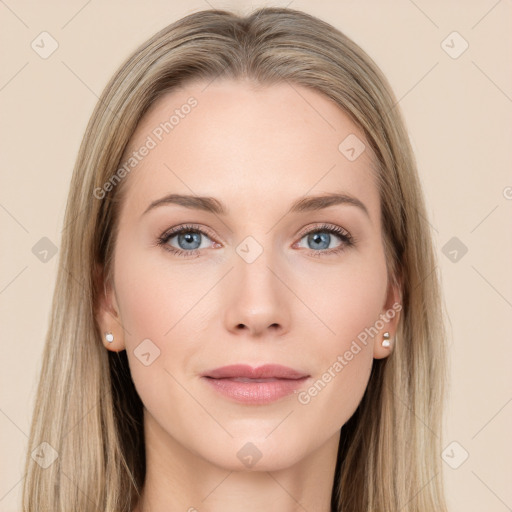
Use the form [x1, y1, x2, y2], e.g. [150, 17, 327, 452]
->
[373, 274, 402, 360]
[94, 264, 126, 353]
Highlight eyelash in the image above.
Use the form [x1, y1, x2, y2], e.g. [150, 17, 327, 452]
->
[156, 223, 355, 258]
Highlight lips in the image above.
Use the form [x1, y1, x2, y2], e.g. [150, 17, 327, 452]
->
[201, 364, 308, 380]
[201, 364, 310, 404]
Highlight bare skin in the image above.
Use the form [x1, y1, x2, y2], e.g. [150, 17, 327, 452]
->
[96, 78, 400, 512]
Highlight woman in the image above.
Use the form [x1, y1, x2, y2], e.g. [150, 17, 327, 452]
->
[22, 6, 449, 511]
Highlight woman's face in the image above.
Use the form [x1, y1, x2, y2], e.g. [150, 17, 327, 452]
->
[97, 79, 400, 471]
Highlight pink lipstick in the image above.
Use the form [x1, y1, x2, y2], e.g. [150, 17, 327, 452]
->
[201, 364, 310, 405]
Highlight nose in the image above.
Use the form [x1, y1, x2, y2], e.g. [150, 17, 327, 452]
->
[223, 249, 291, 338]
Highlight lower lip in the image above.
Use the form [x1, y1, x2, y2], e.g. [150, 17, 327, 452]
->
[202, 376, 309, 404]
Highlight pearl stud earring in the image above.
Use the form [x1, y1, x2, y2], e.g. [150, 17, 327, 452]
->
[382, 332, 391, 348]
[105, 332, 114, 343]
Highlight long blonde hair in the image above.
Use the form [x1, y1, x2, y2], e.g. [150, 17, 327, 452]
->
[22, 7, 449, 511]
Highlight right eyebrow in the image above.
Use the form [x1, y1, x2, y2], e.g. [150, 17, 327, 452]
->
[141, 194, 226, 218]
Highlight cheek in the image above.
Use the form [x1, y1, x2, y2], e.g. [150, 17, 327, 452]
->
[113, 234, 209, 338]
[292, 248, 388, 352]
[289, 250, 387, 423]
[111, 236, 213, 397]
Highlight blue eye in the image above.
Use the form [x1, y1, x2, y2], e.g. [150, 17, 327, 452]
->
[295, 223, 354, 255]
[157, 224, 214, 257]
[156, 223, 354, 258]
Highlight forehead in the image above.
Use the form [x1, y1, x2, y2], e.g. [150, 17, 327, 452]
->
[118, 79, 380, 222]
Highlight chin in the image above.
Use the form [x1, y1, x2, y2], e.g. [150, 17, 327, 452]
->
[198, 434, 309, 473]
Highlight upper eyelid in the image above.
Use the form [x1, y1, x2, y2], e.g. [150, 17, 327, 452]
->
[296, 224, 350, 238]
[162, 224, 217, 241]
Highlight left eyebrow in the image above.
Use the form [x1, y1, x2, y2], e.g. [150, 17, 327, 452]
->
[288, 192, 370, 219]
[141, 192, 370, 219]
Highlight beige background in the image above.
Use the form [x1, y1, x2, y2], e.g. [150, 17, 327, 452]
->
[1, 1, 511, 510]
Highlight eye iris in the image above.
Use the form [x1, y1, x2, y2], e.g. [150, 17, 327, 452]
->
[308, 232, 330, 250]
[178, 231, 201, 250]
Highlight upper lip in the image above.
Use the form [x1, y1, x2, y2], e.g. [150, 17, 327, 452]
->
[201, 364, 309, 380]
